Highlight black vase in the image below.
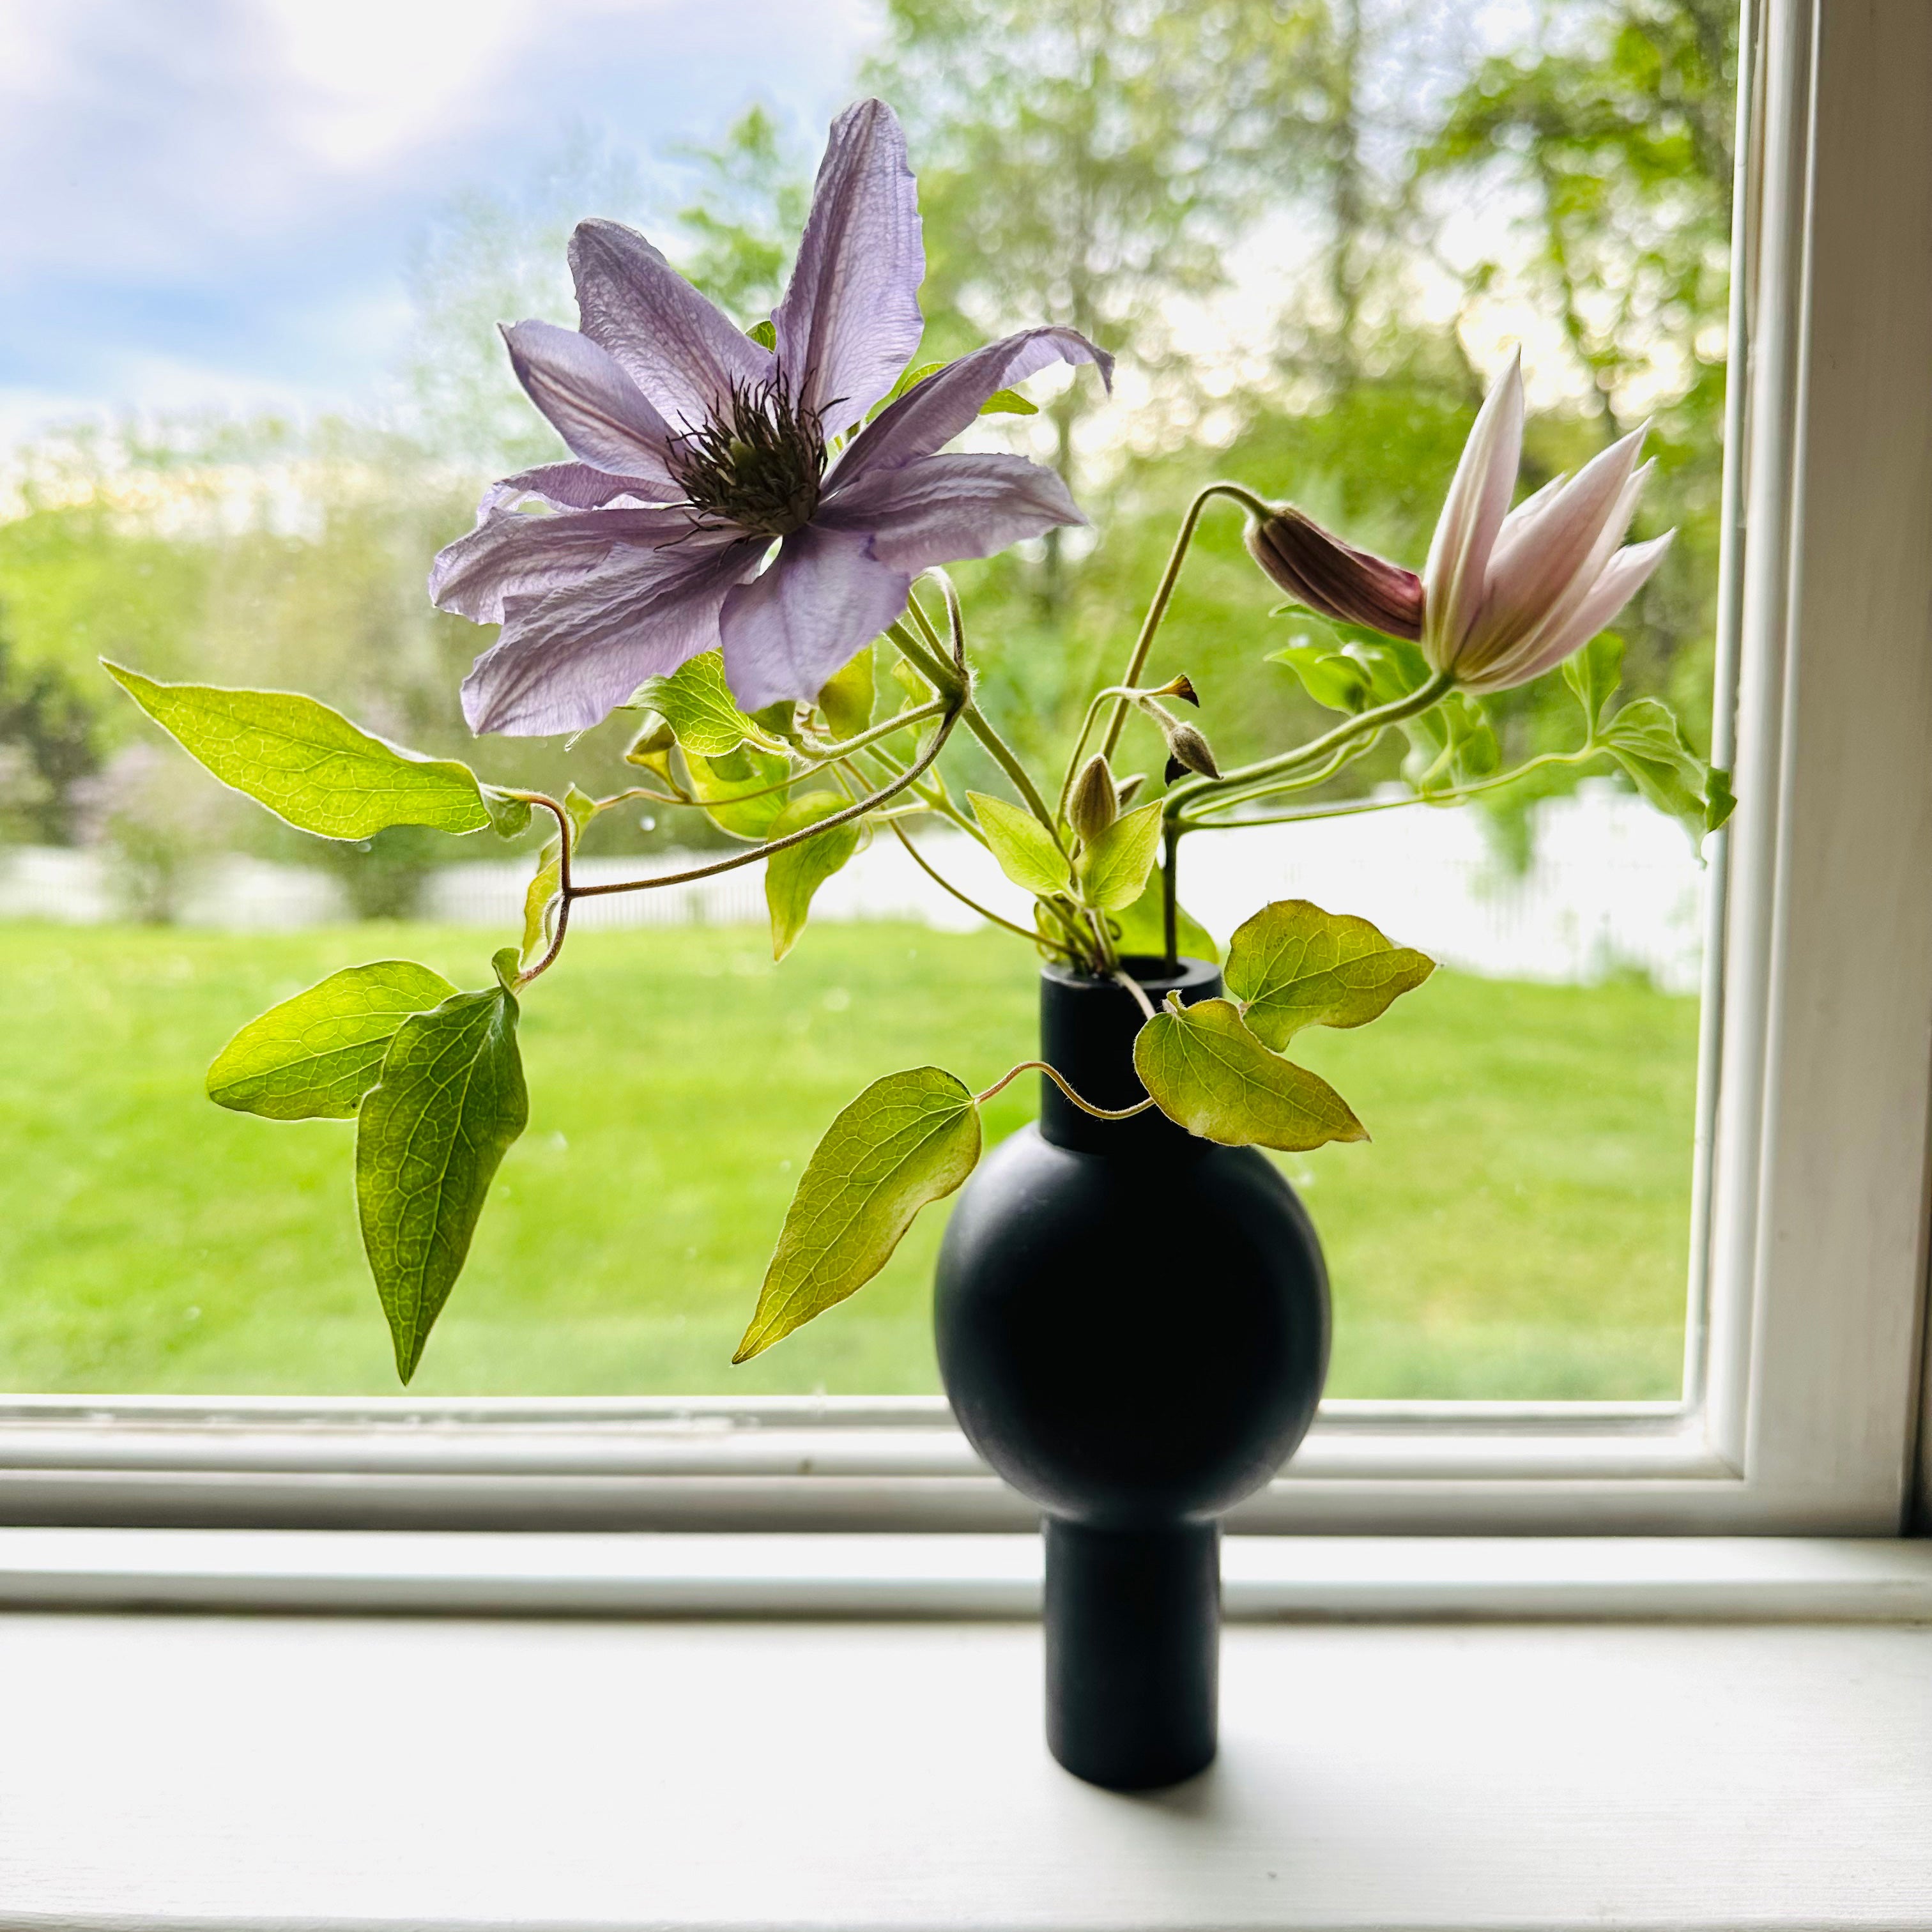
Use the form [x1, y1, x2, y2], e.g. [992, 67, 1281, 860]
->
[934, 957, 1330, 1790]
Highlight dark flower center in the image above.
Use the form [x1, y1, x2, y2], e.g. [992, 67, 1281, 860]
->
[673, 378, 827, 539]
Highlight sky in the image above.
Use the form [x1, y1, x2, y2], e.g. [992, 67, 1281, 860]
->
[0, 0, 879, 447]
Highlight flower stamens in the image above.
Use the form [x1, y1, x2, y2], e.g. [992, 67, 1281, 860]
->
[672, 376, 827, 539]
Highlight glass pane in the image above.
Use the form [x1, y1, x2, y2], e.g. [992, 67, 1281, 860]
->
[0, 0, 1729, 1400]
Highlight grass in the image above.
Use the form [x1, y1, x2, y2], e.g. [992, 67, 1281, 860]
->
[0, 920, 1698, 1400]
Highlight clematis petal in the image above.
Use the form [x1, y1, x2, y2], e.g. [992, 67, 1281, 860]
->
[718, 525, 912, 710]
[1422, 348, 1523, 671]
[501, 321, 680, 482]
[834, 327, 1113, 482]
[461, 532, 756, 737]
[430, 502, 698, 625]
[569, 218, 774, 431]
[772, 98, 924, 441]
[817, 451, 1084, 569]
[1476, 424, 1648, 652]
[1464, 532, 1674, 694]
[489, 460, 676, 510]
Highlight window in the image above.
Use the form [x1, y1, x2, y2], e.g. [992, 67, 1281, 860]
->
[1, 0, 1928, 1542]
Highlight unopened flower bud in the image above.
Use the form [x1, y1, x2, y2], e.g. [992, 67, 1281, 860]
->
[1246, 505, 1424, 642]
[1162, 721, 1220, 781]
[1068, 754, 1119, 843]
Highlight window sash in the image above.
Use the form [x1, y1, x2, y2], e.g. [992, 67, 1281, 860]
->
[6, 0, 1929, 1540]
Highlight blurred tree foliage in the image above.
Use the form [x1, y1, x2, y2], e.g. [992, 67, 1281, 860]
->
[0, 0, 1736, 905]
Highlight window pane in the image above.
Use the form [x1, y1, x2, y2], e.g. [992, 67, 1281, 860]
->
[0, 0, 1729, 1400]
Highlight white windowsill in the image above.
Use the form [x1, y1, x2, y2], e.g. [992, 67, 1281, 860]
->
[3, 1535, 1931, 1929]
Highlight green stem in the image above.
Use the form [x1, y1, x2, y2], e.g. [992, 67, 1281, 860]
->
[1161, 816, 1181, 974]
[1098, 480, 1274, 765]
[974, 1059, 1156, 1121]
[1168, 670, 1457, 827]
[887, 820, 1070, 955]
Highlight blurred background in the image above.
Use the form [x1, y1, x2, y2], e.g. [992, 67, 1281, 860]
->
[0, 0, 1733, 1400]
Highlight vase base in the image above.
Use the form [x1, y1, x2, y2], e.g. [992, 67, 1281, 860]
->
[1043, 1517, 1219, 1791]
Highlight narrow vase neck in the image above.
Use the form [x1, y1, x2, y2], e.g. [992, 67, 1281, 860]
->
[1037, 956, 1220, 1158]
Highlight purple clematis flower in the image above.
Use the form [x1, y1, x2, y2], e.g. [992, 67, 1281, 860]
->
[431, 98, 1112, 736]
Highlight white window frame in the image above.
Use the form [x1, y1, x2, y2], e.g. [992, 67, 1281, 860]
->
[3, 0, 1928, 1545]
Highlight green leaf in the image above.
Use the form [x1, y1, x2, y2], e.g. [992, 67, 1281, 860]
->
[817, 648, 876, 741]
[1600, 698, 1729, 843]
[1562, 632, 1625, 737]
[979, 387, 1038, 417]
[747, 318, 778, 349]
[355, 985, 528, 1383]
[734, 1068, 982, 1362]
[1110, 864, 1220, 964]
[764, 792, 861, 960]
[205, 960, 457, 1121]
[1266, 638, 1373, 714]
[563, 783, 599, 841]
[630, 650, 788, 757]
[519, 838, 562, 969]
[1225, 900, 1434, 1049]
[1078, 799, 1163, 912]
[1401, 689, 1499, 795]
[884, 360, 947, 407]
[968, 790, 1068, 896]
[1133, 997, 1367, 1153]
[480, 788, 533, 839]
[103, 661, 491, 841]
[687, 746, 792, 839]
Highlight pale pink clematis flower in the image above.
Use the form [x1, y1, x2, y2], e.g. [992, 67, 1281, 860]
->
[1420, 348, 1673, 693]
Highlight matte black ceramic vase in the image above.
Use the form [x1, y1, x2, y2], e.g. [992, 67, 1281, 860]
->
[935, 958, 1331, 1791]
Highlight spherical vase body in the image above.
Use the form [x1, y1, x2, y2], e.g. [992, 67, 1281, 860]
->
[934, 958, 1331, 1790]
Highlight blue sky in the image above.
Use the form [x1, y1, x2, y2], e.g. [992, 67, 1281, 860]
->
[0, 0, 878, 444]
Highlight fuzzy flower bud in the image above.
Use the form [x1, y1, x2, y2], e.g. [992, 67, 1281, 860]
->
[1068, 754, 1119, 843]
[1246, 506, 1424, 641]
[1162, 722, 1220, 783]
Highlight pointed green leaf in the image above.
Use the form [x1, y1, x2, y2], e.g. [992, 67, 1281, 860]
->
[735, 1068, 982, 1362]
[747, 318, 778, 349]
[630, 650, 788, 757]
[979, 387, 1038, 416]
[1133, 996, 1367, 1152]
[687, 746, 792, 839]
[103, 661, 491, 840]
[1078, 799, 1163, 912]
[1600, 698, 1728, 844]
[1401, 689, 1499, 795]
[968, 790, 1068, 896]
[764, 792, 861, 960]
[1266, 638, 1373, 713]
[817, 648, 876, 741]
[1562, 632, 1625, 737]
[1110, 864, 1220, 964]
[563, 784, 599, 840]
[519, 838, 562, 969]
[884, 360, 947, 407]
[205, 960, 457, 1121]
[1225, 899, 1434, 1049]
[355, 985, 528, 1383]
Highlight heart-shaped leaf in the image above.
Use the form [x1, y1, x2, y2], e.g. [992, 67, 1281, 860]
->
[103, 662, 492, 840]
[1133, 996, 1367, 1151]
[765, 792, 861, 960]
[630, 650, 788, 757]
[1600, 698, 1735, 840]
[355, 985, 529, 1383]
[1226, 900, 1434, 1049]
[734, 1068, 982, 1362]
[969, 790, 1068, 896]
[1078, 799, 1163, 912]
[1266, 638, 1373, 713]
[206, 960, 457, 1121]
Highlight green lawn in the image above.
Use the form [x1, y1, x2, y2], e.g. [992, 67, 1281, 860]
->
[0, 920, 1698, 1400]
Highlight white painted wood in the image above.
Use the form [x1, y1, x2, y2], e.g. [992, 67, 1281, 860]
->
[0, 1529, 1929, 1623]
[3, 1612, 1928, 1929]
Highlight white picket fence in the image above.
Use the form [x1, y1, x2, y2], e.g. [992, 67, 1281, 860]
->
[0, 778, 1708, 991]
